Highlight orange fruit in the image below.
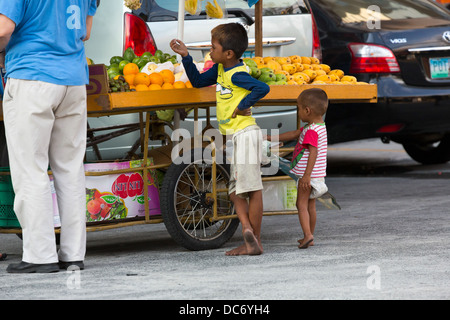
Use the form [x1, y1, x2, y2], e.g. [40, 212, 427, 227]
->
[185, 81, 193, 88]
[149, 73, 164, 86]
[123, 63, 139, 76]
[134, 72, 151, 86]
[148, 83, 162, 90]
[160, 69, 175, 84]
[135, 84, 149, 91]
[162, 82, 174, 90]
[173, 81, 186, 89]
[123, 74, 135, 86]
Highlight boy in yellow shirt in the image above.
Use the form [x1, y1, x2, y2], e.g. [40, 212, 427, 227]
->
[170, 23, 270, 255]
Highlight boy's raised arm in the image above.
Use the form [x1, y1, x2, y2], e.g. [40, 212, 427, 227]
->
[170, 39, 217, 88]
[181, 54, 218, 88]
[170, 39, 188, 57]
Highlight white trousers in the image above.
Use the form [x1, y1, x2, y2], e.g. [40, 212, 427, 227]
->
[3, 79, 87, 264]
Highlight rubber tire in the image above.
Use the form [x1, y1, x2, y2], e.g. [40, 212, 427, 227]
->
[160, 149, 239, 251]
[403, 134, 450, 164]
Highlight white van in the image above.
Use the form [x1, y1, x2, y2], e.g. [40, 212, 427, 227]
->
[85, 0, 320, 160]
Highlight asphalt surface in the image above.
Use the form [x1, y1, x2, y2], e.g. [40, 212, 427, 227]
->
[0, 139, 449, 302]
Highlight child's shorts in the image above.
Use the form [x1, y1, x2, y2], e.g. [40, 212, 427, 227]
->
[297, 177, 328, 199]
[228, 125, 263, 198]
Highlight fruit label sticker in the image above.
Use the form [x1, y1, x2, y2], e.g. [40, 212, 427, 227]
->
[85, 160, 161, 222]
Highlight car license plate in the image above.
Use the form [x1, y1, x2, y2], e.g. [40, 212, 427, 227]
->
[429, 57, 450, 79]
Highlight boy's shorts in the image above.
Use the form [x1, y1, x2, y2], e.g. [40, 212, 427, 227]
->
[228, 125, 263, 198]
[297, 177, 328, 199]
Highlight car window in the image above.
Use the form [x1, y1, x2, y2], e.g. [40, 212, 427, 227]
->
[314, 0, 450, 27]
[134, 0, 309, 22]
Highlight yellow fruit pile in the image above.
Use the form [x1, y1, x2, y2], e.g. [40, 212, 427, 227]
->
[249, 55, 368, 85]
[122, 63, 192, 91]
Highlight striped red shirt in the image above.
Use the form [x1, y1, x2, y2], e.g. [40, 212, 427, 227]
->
[290, 123, 327, 178]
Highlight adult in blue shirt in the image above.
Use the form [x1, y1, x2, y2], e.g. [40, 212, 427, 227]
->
[0, 0, 97, 273]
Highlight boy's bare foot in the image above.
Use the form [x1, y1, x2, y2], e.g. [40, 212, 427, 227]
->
[243, 229, 262, 255]
[298, 236, 314, 249]
[298, 238, 314, 246]
[225, 229, 263, 256]
[225, 244, 248, 256]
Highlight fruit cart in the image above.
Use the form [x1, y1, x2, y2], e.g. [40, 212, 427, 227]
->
[0, 0, 378, 250]
[0, 75, 377, 250]
[86, 79, 378, 250]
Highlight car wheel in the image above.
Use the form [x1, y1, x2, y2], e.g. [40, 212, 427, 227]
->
[402, 134, 450, 164]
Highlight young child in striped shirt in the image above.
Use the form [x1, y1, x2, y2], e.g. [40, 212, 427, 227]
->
[267, 88, 328, 249]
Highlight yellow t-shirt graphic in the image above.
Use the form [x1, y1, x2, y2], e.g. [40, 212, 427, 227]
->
[216, 64, 257, 135]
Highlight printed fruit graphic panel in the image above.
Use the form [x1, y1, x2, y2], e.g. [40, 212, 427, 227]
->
[86, 188, 127, 221]
[85, 160, 161, 222]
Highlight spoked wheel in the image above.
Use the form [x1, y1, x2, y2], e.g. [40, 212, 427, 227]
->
[160, 150, 239, 250]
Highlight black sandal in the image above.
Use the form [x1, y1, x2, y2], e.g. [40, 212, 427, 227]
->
[0, 253, 7, 261]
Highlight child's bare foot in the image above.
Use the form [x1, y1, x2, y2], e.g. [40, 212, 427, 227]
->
[243, 229, 262, 255]
[225, 244, 248, 256]
[226, 229, 263, 256]
[298, 238, 314, 247]
[298, 236, 314, 249]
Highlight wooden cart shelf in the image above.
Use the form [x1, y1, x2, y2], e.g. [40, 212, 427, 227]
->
[87, 84, 377, 116]
[1, 83, 378, 119]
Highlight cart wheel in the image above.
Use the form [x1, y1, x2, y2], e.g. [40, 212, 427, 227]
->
[160, 149, 239, 250]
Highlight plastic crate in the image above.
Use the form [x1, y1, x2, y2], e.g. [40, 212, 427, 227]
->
[0, 169, 20, 228]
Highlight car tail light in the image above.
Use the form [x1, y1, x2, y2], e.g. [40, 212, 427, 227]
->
[310, 10, 322, 61]
[124, 12, 157, 56]
[348, 43, 400, 74]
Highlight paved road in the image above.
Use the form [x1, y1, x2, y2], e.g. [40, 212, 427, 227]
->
[1, 139, 449, 303]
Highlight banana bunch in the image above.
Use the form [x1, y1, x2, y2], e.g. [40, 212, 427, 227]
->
[124, 0, 142, 10]
[185, 0, 198, 15]
[206, 0, 224, 19]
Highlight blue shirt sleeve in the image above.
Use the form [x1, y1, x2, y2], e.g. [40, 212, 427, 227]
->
[232, 71, 270, 110]
[181, 54, 217, 88]
[89, 0, 98, 16]
[0, 0, 25, 26]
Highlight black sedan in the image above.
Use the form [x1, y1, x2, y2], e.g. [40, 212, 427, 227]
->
[309, 0, 450, 164]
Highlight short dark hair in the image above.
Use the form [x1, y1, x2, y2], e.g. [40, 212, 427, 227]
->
[211, 23, 248, 59]
[298, 88, 328, 116]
